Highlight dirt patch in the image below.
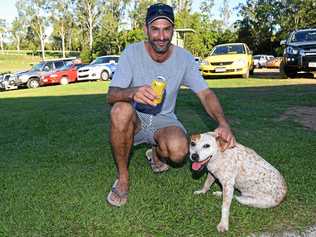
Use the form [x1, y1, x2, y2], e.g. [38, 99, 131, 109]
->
[279, 106, 316, 131]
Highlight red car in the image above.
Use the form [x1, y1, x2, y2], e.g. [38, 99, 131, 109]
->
[40, 64, 80, 86]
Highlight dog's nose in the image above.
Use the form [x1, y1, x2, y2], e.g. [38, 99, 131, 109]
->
[191, 153, 199, 161]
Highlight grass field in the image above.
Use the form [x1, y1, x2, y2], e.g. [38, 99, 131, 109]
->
[0, 79, 316, 236]
[0, 54, 43, 73]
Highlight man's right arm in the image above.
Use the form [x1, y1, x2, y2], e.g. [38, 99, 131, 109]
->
[107, 86, 157, 106]
[107, 87, 136, 105]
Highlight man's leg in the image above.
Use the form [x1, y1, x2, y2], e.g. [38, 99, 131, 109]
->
[154, 126, 189, 164]
[108, 102, 140, 205]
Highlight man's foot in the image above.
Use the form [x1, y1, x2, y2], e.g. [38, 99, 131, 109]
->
[106, 179, 128, 207]
[146, 148, 169, 173]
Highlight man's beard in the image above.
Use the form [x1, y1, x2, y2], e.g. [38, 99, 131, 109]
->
[148, 38, 172, 54]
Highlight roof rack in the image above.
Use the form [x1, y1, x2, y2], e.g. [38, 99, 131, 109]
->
[42, 57, 77, 62]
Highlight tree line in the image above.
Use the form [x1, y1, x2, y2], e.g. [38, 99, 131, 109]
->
[0, 0, 315, 62]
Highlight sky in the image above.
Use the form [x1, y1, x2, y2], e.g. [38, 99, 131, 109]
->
[0, 0, 246, 25]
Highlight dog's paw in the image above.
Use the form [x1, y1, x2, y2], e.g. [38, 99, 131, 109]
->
[194, 189, 207, 195]
[217, 222, 228, 232]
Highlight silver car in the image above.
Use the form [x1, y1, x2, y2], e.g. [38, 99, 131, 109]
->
[77, 55, 119, 81]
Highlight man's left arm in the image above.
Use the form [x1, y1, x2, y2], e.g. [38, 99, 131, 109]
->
[197, 88, 236, 150]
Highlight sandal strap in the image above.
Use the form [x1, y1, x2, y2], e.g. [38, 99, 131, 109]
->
[111, 186, 128, 199]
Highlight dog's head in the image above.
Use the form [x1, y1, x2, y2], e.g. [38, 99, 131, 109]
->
[189, 132, 224, 171]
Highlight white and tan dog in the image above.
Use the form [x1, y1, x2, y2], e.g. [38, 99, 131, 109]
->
[190, 132, 287, 232]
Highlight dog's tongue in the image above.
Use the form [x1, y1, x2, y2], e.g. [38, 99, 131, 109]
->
[192, 162, 202, 171]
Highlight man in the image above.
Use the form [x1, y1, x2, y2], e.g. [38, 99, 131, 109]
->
[107, 3, 236, 207]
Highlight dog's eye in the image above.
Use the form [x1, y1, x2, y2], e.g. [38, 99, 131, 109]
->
[190, 141, 196, 147]
[203, 144, 210, 148]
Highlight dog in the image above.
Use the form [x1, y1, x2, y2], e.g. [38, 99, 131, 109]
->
[189, 132, 287, 232]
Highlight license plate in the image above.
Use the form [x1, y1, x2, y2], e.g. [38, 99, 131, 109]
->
[308, 62, 316, 67]
[215, 68, 226, 72]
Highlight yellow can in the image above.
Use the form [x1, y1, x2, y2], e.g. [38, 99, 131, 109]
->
[151, 76, 167, 105]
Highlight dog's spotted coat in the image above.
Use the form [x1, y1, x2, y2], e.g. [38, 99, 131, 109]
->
[190, 132, 287, 232]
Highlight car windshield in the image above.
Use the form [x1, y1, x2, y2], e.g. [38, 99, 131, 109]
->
[291, 30, 316, 42]
[254, 56, 261, 60]
[31, 62, 45, 71]
[90, 56, 119, 65]
[211, 45, 245, 55]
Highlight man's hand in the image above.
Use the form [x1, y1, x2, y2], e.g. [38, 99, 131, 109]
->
[214, 126, 236, 151]
[133, 85, 157, 106]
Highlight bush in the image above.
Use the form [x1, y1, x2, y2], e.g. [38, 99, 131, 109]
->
[80, 49, 93, 63]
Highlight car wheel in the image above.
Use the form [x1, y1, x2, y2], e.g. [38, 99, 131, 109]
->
[284, 65, 297, 78]
[27, 78, 40, 88]
[242, 69, 250, 78]
[250, 67, 254, 75]
[100, 70, 109, 81]
[60, 76, 69, 85]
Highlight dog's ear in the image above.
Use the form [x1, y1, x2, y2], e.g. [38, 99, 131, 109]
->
[191, 134, 201, 142]
[216, 136, 227, 152]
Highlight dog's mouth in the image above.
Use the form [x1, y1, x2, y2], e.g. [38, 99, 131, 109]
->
[191, 156, 212, 171]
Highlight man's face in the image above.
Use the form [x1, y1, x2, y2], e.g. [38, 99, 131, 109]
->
[145, 19, 174, 54]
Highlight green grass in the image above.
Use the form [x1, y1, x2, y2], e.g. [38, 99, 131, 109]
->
[0, 54, 46, 73]
[1, 79, 316, 236]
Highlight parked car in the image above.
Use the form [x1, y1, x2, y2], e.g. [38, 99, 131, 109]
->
[40, 63, 84, 86]
[280, 28, 316, 77]
[77, 55, 119, 81]
[0, 74, 18, 91]
[266, 57, 283, 68]
[200, 43, 254, 78]
[14, 57, 77, 88]
[253, 54, 274, 68]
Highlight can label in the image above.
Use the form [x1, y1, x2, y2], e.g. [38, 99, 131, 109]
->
[151, 77, 166, 105]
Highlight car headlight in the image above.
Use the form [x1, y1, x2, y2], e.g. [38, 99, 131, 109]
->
[286, 46, 299, 55]
[233, 59, 247, 67]
[201, 60, 209, 66]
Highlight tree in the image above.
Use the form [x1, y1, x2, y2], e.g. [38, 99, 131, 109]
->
[11, 17, 26, 51]
[0, 19, 7, 53]
[200, 0, 215, 22]
[235, 0, 282, 54]
[170, 0, 192, 13]
[16, 0, 50, 59]
[76, 0, 104, 50]
[220, 0, 231, 29]
[50, 0, 74, 57]
[129, 0, 155, 29]
[279, 0, 316, 33]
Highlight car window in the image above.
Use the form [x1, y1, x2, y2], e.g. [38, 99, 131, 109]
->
[32, 62, 45, 71]
[43, 62, 54, 71]
[59, 64, 73, 70]
[54, 61, 65, 69]
[291, 30, 316, 42]
[211, 45, 245, 55]
[91, 56, 119, 65]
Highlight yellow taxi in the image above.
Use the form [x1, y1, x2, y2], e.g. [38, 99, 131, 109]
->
[200, 43, 254, 78]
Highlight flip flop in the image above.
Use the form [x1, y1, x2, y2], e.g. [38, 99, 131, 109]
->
[106, 179, 128, 207]
[146, 148, 169, 173]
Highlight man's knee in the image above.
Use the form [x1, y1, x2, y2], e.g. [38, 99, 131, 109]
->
[167, 139, 188, 163]
[110, 102, 135, 129]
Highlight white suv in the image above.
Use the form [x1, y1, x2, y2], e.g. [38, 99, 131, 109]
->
[77, 55, 119, 81]
[253, 55, 274, 68]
